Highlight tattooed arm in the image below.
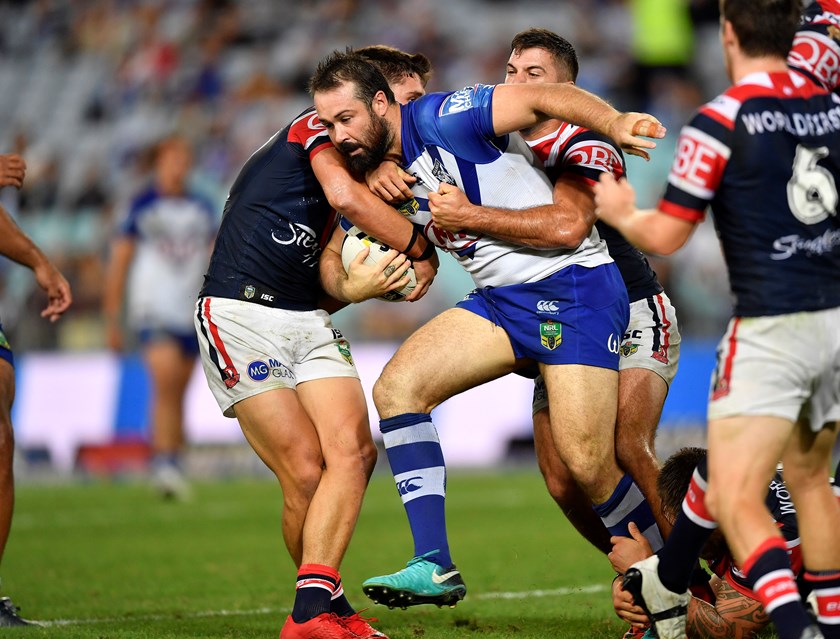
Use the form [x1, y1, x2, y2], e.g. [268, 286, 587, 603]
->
[688, 576, 770, 639]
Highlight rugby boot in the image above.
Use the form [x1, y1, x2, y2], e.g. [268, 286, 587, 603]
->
[798, 626, 825, 639]
[340, 611, 388, 638]
[622, 555, 689, 639]
[279, 613, 358, 639]
[0, 597, 36, 627]
[362, 551, 466, 609]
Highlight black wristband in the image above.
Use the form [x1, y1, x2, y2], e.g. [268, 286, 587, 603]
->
[415, 239, 436, 261]
[403, 225, 421, 254]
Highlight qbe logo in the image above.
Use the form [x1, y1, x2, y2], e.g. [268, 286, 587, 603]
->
[248, 360, 270, 381]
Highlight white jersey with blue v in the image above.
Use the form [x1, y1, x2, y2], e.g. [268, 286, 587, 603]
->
[399, 83, 612, 288]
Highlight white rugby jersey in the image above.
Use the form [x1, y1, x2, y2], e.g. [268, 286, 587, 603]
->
[398, 84, 611, 288]
[119, 187, 218, 331]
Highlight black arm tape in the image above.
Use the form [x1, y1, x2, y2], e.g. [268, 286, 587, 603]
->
[402, 225, 421, 254]
[415, 238, 436, 261]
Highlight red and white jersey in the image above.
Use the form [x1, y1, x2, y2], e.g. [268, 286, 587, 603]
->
[525, 123, 662, 302]
[790, 0, 840, 91]
[660, 70, 840, 317]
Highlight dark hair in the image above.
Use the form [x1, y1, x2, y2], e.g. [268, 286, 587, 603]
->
[308, 49, 395, 106]
[356, 45, 432, 87]
[657, 447, 707, 520]
[510, 28, 579, 81]
[720, 0, 801, 58]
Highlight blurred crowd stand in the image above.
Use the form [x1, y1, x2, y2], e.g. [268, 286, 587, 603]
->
[0, 0, 732, 354]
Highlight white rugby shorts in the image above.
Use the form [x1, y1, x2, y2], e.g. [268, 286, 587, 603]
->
[194, 297, 359, 417]
[708, 306, 840, 431]
[532, 292, 680, 414]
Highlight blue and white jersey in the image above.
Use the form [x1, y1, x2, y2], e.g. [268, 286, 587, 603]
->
[398, 84, 612, 288]
[119, 186, 218, 331]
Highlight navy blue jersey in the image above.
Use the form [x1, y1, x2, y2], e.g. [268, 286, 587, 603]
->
[526, 123, 663, 302]
[200, 108, 337, 310]
[660, 71, 840, 317]
[789, 0, 840, 91]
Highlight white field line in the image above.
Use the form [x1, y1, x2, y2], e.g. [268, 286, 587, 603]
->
[37, 583, 608, 627]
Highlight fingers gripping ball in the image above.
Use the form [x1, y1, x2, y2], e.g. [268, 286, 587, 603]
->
[341, 225, 417, 302]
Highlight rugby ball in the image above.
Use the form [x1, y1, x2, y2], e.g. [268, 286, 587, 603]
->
[341, 225, 417, 302]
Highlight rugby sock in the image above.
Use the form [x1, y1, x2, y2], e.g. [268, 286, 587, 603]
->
[380, 412, 452, 567]
[329, 578, 356, 617]
[291, 563, 338, 623]
[744, 537, 813, 639]
[593, 473, 664, 552]
[656, 459, 716, 593]
[804, 570, 840, 638]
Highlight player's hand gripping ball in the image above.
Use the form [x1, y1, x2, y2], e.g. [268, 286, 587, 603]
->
[341, 225, 417, 302]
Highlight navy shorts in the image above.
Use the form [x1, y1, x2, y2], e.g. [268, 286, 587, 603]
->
[138, 327, 200, 357]
[456, 263, 629, 370]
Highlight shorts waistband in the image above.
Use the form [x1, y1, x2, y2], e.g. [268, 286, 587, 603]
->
[233, 283, 314, 311]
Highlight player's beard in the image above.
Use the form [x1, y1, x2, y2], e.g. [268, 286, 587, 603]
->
[338, 112, 394, 178]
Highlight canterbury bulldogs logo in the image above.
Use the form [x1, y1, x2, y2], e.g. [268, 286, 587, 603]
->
[537, 300, 559, 313]
[432, 159, 457, 186]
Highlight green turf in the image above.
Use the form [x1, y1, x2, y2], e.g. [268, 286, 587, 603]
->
[4, 471, 638, 637]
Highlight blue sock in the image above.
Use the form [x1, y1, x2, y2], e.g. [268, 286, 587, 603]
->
[380, 413, 452, 567]
[593, 473, 664, 552]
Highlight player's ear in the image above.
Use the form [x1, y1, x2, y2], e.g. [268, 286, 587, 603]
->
[372, 90, 390, 116]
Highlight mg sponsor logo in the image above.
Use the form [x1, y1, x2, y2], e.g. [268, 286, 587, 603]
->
[248, 360, 270, 381]
[537, 300, 559, 313]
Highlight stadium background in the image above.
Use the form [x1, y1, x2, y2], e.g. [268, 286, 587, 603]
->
[0, 0, 796, 478]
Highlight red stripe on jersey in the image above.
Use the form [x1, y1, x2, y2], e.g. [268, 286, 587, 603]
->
[202, 298, 236, 377]
[658, 199, 705, 223]
[712, 317, 740, 400]
[698, 104, 736, 130]
[308, 140, 334, 161]
[288, 109, 331, 159]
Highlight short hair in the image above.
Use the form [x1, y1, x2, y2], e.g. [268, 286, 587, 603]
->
[510, 28, 579, 82]
[657, 447, 707, 520]
[720, 0, 801, 59]
[309, 49, 395, 106]
[356, 45, 432, 88]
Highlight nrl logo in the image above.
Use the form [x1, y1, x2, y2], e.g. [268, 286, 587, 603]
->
[432, 159, 457, 186]
[620, 341, 639, 357]
[539, 321, 562, 350]
[243, 285, 255, 300]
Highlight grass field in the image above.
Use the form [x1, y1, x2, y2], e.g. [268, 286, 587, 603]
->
[5, 470, 639, 638]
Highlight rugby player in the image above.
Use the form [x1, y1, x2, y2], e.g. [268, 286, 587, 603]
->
[310, 51, 666, 610]
[593, 1, 840, 638]
[194, 48, 436, 639]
